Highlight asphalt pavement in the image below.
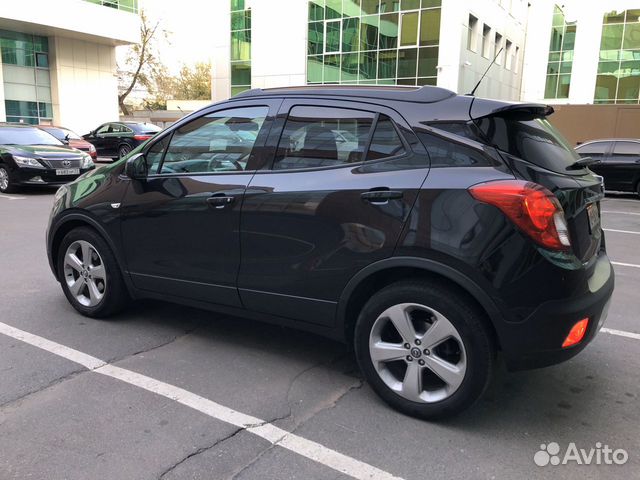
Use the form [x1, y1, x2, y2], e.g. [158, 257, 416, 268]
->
[0, 186, 638, 480]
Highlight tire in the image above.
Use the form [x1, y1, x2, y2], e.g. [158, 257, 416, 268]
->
[118, 144, 132, 159]
[636, 181, 640, 199]
[354, 280, 494, 420]
[0, 164, 18, 194]
[57, 227, 129, 318]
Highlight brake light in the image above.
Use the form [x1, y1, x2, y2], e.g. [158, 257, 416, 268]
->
[469, 180, 571, 251]
[562, 318, 589, 348]
[133, 135, 152, 141]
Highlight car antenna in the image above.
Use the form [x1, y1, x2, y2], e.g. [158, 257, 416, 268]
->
[468, 47, 504, 96]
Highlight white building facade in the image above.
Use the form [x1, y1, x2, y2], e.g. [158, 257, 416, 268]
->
[213, 0, 529, 102]
[0, 0, 138, 134]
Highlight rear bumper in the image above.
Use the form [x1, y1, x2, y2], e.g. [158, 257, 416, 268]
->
[501, 253, 614, 371]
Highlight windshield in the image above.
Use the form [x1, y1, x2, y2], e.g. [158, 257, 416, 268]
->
[0, 127, 63, 146]
[475, 114, 581, 174]
[41, 127, 81, 141]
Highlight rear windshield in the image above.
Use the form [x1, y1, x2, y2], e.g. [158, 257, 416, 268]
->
[130, 123, 161, 134]
[474, 113, 581, 174]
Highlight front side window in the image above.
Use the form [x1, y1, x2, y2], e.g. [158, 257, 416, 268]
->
[274, 106, 375, 170]
[157, 106, 268, 174]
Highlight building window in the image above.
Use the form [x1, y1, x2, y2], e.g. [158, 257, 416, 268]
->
[544, 5, 576, 99]
[467, 14, 478, 52]
[505, 39, 513, 70]
[307, 0, 441, 86]
[83, 0, 138, 13]
[594, 9, 640, 104]
[494, 32, 503, 64]
[481, 24, 492, 58]
[230, 0, 252, 96]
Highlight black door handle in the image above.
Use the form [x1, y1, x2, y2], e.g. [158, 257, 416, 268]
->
[206, 194, 235, 209]
[361, 189, 403, 203]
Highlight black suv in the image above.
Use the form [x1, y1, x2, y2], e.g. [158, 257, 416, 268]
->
[0, 124, 95, 194]
[46, 87, 614, 419]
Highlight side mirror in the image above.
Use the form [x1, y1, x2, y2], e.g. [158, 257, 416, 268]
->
[124, 152, 147, 180]
[62, 134, 70, 145]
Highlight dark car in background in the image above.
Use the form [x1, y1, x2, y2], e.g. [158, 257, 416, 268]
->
[83, 121, 161, 160]
[47, 86, 613, 419]
[38, 125, 97, 160]
[0, 124, 94, 194]
[576, 139, 640, 197]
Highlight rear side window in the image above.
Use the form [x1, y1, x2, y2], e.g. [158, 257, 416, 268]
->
[417, 132, 494, 167]
[274, 106, 374, 170]
[366, 116, 406, 160]
[576, 141, 610, 158]
[475, 114, 580, 173]
[612, 141, 640, 156]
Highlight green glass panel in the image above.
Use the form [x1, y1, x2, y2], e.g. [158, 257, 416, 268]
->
[397, 78, 416, 85]
[377, 78, 396, 85]
[231, 86, 250, 96]
[400, 12, 418, 46]
[360, 15, 379, 50]
[562, 24, 576, 51]
[598, 61, 619, 74]
[549, 25, 564, 52]
[594, 74, 617, 101]
[417, 46, 437, 76]
[231, 11, 250, 30]
[561, 50, 574, 62]
[617, 72, 640, 100]
[341, 52, 359, 81]
[359, 79, 378, 84]
[231, 62, 251, 85]
[323, 54, 340, 82]
[421, 0, 441, 7]
[419, 7, 440, 46]
[416, 76, 436, 85]
[621, 50, 640, 61]
[36, 52, 49, 68]
[626, 9, 640, 22]
[378, 49, 397, 78]
[361, 0, 379, 14]
[397, 47, 417, 77]
[342, 17, 360, 52]
[2, 48, 35, 67]
[548, 52, 561, 61]
[326, 0, 342, 19]
[379, 0, 399, 13]
[5, 100, 38, 117]
[231, 30, 251, 60]
[552, 9, 564, 28]
[359, 50, 377, 79]
[547, 61, 559, 74]
[230, 0, 244, 11]
[559, 60, 573, 74]
[603, 10, 626, 24]
[309, 0, 324, 21]
[557, 74, 571, 98]
[308, 22, 324, 55]
[379, 13, 399, 49]
[401, 0, 419, 10]
[307, 55, 324, 82]
[601, 24, 623, 50]
[38, 102, 53, 118]
[343, 0, 361, 18]
[544, 75, 558, 98]
[623, 22, 640, 49]
[326, 20, 341, 52]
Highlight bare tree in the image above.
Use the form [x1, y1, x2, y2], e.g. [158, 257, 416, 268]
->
[118, 10, 165, 115]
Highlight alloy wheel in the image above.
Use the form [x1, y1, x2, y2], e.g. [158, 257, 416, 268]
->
[369, 303, 467, 403]
[63, 240, 107, 307]
[0, 167, 9, 191]
[119, 145, 131, 158]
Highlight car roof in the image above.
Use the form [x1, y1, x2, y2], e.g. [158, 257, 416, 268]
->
[233, 85, 457, 104]
[577, 139, 640, 147]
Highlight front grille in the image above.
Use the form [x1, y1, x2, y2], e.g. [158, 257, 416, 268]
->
[39, 158, 81, 168]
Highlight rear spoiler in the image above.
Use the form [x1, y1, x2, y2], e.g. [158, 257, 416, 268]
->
[468, 97, 554, 121]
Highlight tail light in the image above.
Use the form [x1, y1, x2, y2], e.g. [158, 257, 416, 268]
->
[469, 180, 571, 251]
[133, 135, 152, 141]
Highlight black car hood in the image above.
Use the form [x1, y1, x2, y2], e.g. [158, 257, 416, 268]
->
[5, 145, 86, 159]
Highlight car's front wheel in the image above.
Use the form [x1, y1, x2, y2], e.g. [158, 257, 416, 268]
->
[354, 280, 494, 419]
[0, 164, 18, 194]
[57, 227, 128, 318]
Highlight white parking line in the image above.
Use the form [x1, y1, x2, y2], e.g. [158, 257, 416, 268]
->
[0, 322, 403, 480]
[601, 328, 640, 341]
[0, 194, 26, 200]
[604, 228, 640, 235]
[602, 210, 640, 216]
[612, 261, 640, 269]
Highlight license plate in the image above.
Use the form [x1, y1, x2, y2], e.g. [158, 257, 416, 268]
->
[55, 168, 80, 176]
[587, 203, 600, 232]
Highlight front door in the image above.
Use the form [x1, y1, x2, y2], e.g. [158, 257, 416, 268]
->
[120, 102, 277, 306]
[238, 100, 430, 326]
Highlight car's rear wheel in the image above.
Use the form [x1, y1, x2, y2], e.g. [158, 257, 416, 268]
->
[118, 144, 132, 159]
[0, 165, 18, 194]
[57, 227, 128, 318]
[354, 280, 494, 419]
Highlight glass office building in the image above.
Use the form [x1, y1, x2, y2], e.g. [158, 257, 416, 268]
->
[83, 0, 138, 13]
[230, 0, 252, 96]
[306, 0, 441, 85]
[544, 6, 575, 99]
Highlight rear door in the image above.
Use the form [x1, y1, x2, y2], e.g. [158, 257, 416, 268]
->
[605, 141, 640, 192]
[576, 141, 613, 188]
[238, 99, 430, 326]
[92, 124, 111, 155]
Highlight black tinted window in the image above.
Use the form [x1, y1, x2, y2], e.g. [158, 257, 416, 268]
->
[147, 136, 170, 174]
[576, 141, 610, 156]
[274, 106, 374, 170]
[612, 141, 640, 156]
[366, 116, 406, 160]
[476, 114, 580, 173]
[417, 132, 494, 167]
[158, 106, 268, 174]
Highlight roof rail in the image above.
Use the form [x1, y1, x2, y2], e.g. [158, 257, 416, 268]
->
[233, 85, 456, 104]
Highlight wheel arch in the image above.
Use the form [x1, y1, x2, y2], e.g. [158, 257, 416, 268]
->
[337, 257, 505, 349]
